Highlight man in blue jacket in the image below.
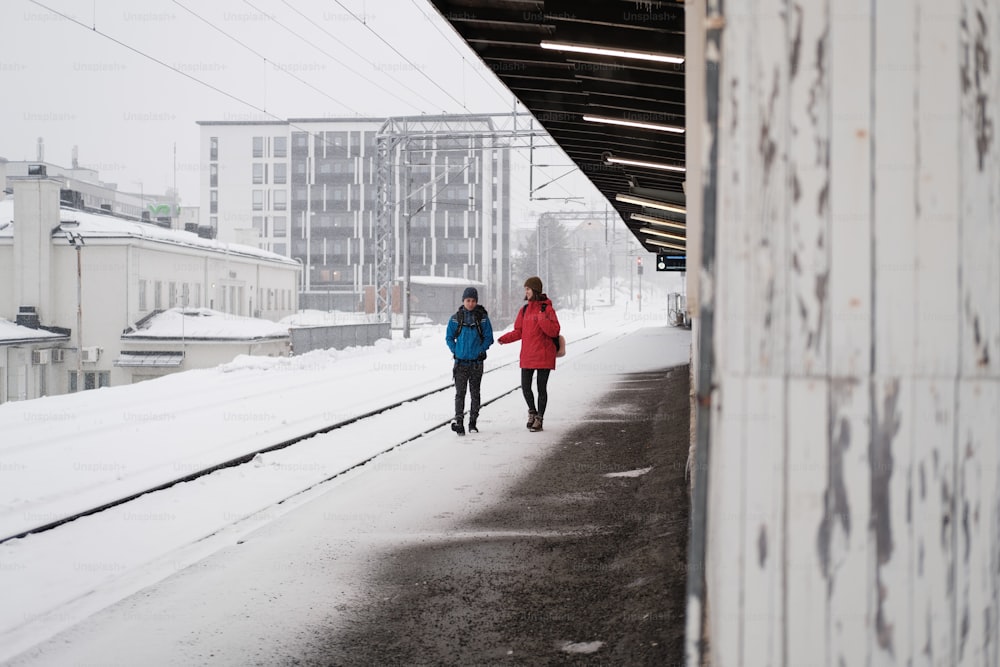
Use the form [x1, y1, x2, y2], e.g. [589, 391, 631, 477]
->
[445, 286, 494, 435]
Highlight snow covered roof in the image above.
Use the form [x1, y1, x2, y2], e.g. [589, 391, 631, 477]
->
[121, 308, 290, 341]
[0, 318, 68, 345]
[279, 309, 381, 327]
[407, 275, 484, 287]
[0, 198, 298, 267]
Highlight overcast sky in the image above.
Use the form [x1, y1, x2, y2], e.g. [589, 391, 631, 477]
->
[1, 0, 606, 222]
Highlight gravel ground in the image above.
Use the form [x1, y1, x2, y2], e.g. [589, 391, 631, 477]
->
[316, 364, 691, 666]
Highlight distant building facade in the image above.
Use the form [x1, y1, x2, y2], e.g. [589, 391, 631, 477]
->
[0, 174, 300, 402]
[197, 114, 512, 311]
[0, 157, 179, 227]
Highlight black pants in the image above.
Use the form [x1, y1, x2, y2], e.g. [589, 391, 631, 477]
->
[453, 361, 484, 419]
[521, 368, 551, 416]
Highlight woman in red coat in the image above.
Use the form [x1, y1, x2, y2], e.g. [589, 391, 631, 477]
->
[498, 276, 561, 432]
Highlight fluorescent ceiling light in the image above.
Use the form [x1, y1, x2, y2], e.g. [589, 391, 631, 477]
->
[540, 40, 684, 65]
[641, 227, 686, 242]
[606, 155, 686, 173]
[616, 193, 687, 214]
[583, 114, 684, 134]
[631, 213, 686, 231]
[647, 239, 687, 252]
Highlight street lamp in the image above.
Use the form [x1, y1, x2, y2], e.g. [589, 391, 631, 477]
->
[60, 221, 84, 392]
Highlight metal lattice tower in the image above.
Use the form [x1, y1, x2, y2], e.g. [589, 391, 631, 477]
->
[373, 113, 551, 323]
[374, 121, 396, 322]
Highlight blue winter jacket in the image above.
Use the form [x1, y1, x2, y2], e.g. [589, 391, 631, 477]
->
[446, 305, 494, 361]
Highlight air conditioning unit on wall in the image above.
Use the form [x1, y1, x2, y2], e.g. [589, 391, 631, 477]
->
[81, 347, 102, 363]
[31, 349, 51, 365]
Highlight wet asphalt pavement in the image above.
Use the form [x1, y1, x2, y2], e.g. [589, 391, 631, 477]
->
[310, 364, 691, 667]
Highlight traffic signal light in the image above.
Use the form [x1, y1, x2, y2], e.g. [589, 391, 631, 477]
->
[636, 256, 643, 275]
[656, 253, 686, 272]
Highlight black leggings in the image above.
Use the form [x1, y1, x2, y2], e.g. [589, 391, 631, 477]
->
[521, 368, 551, 416]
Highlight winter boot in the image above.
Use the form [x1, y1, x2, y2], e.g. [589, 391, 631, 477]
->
[526, 409, 537, 430]
[468, 416, 479, 433]
[529, 415, 543, 432]
[451, 417, 466, 436]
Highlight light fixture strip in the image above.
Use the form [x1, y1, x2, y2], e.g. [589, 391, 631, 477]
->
[631, 213, 686, 231]
[641, 227, 686, 242]
[616, 193, 687, 215]
[606, 156, 686, 173]
[540, 40, 684, 65]
[647, 239, 687, 252]
[583, 114, 685, 135]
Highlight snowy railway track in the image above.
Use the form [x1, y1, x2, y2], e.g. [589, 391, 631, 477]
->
[1, 327, 618, 545]
[0, 323, 649, 662]
[0, 362, 519, 545]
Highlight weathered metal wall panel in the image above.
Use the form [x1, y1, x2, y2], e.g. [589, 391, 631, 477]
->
[696, 0, 1000, 665]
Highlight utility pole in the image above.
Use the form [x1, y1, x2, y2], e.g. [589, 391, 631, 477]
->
[605, 204, 613, 306]
[637, 256, 643, 313]
[582, 243, 588, 328]
[403, 143, 411, 339]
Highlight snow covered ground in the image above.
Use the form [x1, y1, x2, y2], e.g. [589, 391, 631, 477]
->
[0, 290, 689, 664]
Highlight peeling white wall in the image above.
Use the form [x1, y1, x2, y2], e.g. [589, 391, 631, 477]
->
[700, 1, 1000, 665]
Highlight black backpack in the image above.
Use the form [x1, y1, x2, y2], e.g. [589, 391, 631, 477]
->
[520, 303, 561, 353]
[454, 306, 485, 342]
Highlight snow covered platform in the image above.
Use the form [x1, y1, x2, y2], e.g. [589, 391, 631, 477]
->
[2, 320, 692, 665]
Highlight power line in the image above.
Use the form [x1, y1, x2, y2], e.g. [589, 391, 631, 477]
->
[331, 0, 468, 111]
[406, 0, 512, 110]
[170, 0, 360, 116]
[241, 0, 427, 114]
[27, 0, 585, 205]
[275, 0, 443, 112]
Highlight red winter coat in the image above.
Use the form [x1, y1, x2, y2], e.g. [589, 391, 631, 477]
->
[498, 296, 561, 369]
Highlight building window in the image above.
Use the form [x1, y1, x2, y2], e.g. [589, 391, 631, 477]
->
[273, 163, 287, 184]
[252, 190, 263, 211]
[273, 189, 287, 211]
[210, 190, 218, 214]
[210, 164, 218, 187]
[210, 136, 218, 161]
[293, 132, 308, 149]
[138, 279, 147, 311]
[194, 283, 201, 308]
[252, 215, 264, 232]
[169, 282, 177, 308]
[252, 136, 264, 158]
[332, 187, 346, 201]
[182, 283, 190, 308]
[274, 136, 287, 157]
[274, 242, 286, 256]
[69, 370, 111, 393]
[273, 215, 287, 235]
[154, 280, 162, 309]
[253, 163, 264, 184]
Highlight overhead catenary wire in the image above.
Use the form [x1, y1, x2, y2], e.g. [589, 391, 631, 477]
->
[275, 0, 445, 112]
[27, 0, 372, 158]
[332, 0, 468, 111]
[29, 0, 587, 208]
[406, 0, 513, 110]
[170, 0, 362, 116]
[405, 0, 587, 204]
[240, 0, 426, 114]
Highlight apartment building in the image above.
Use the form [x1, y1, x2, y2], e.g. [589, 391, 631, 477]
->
[197, 114, 511, 311]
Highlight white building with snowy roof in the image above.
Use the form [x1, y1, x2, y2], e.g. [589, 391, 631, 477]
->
[0, 174, 301, 402]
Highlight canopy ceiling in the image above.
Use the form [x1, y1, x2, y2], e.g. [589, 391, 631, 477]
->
[430, 0, 687, 255]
